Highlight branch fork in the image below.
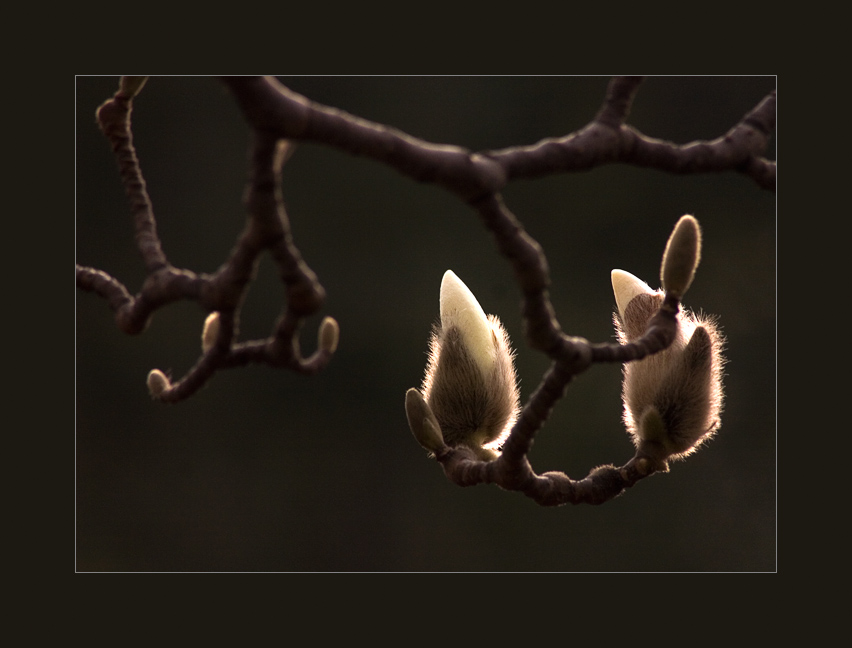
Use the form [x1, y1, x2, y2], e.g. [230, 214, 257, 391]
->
[79, 77, 769, 506]
[76, 78, 339, 402]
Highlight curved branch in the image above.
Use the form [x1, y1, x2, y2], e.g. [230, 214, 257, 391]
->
[219, 76, 508, 203]
[149, 133, 337, 402]
[487, 82, 776, 191]
[80, 77, 767, 507]
[95, 93, 169, 272]
[435, 433, 661, 507]
[80, 79, 338, 402]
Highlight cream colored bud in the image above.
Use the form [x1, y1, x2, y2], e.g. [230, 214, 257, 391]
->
[439, 270, 495, 380]
[318, 316, 339, 353]
[613, 269, 725, 464]
[661, 215, 702, 298]
[146, 369, 170, 397]
[201, 312, 221, 353]
[418, 270, 520, 459]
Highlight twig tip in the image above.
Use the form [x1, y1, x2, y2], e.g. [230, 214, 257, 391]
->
[146, 369, 171, 398]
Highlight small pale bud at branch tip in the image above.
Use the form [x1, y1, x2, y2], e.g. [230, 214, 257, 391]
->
[405, 388, 445, 454]
[661, 214, 702, 298]
[201, 312, 221, 353]
[319, 316, 339, 353]
[146, 369, 170, 397]
[439, 270, 495, 379]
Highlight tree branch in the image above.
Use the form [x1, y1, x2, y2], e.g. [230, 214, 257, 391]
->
[78, 76, 773, 505]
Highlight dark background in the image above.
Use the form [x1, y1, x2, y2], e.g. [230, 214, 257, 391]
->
[76, 76, 776, 572]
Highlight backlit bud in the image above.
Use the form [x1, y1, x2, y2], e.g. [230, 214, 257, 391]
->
[417, 270, 520, 460]
[612, 269, 655, 321]
[439, 270, 495, 380]
[201, 312, 221, 353]
[612, 269, 725, 468]
[318, 316, 340, 353]
[146, 369, 171, 398]
[661, 215, 701, 298]
[118, 76, 149, 98]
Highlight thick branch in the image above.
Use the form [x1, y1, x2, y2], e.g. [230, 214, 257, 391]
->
[219, 76, 508, 203]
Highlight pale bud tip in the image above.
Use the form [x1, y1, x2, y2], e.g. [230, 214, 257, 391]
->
[405, 388, 445, 454]
[146, 369, 170, 397]
[661, 214, 702, 298]
[611, 269, 654, 318]
[439, 270, 495, 376]
[319, 316, 339, 353]
[201, 312, 221, 353]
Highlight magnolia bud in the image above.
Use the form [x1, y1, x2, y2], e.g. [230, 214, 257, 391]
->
[661, 215, 702, 298]
[405, 388, 446, 455]
[318, 316, 340, 353]
[146, 369, 171, 398]
[611, 269, 725, 468]
[418, 270, 520, 460]
[201, 312, 221, 353]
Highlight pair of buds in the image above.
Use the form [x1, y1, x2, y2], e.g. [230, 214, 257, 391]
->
[406, 215, 725, 470]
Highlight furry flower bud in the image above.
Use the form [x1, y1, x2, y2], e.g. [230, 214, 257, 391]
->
[612, 269, 725, 469]
[418, 270, 520, 461]
[118, 76, 149, 98]
[201, 312, 221, 353]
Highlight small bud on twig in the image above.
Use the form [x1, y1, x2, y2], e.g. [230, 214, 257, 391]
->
[318, 316, 340, 353]
[405, 388, 446, 454]
[146, 369, 171, 398]
[661, 214, 702, 298]
[201, 312, 221, 353]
